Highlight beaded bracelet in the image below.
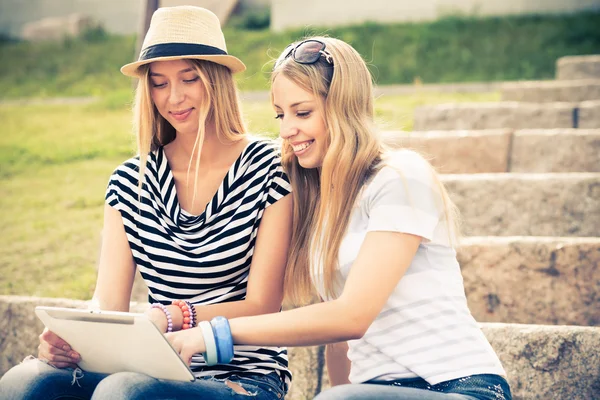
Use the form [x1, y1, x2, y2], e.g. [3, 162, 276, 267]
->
[198, 320, 219, 366]
[210, 316, 234, 364]
[172, 300, 196, 329]
[150, 303, 173, 333]
[189, 301, 197, 328]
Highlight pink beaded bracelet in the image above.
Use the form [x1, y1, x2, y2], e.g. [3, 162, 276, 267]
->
[172, 300, 196, 329]
[150, 303, 173, 333]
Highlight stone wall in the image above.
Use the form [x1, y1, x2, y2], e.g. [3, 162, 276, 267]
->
[0, 0, 244, 38]
[2, 296, 599, 400]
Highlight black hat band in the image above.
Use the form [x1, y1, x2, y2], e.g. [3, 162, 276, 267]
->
[140, 43, 227, 61]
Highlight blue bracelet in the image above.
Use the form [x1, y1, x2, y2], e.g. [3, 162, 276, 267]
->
[210, 316, 234, 364]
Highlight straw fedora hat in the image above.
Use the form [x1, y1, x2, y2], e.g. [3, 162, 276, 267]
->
[121, 6, 246, 77]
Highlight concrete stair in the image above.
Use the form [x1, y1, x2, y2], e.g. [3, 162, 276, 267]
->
[379, 54, 600, 399]
[1, 296, 599, 400]
[413, 100, 600, 130]
[459, 236, 600, 326]
[501, 79, 600, 103]
[383, 129, 600, 173]
[443, 173, 600, 237]
[415, 55, 600, 132]
[556, 55, 600, 80]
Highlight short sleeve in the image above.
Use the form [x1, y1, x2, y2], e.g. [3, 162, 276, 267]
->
[104, 158, 141, 215]
[264, 147, 292, 208]
[105, 170, 122, 211]
[366, 150, 442, 241]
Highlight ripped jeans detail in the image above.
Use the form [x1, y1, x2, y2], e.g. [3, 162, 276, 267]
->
[23, 355, 85, 387]
[199, 372, 285, 399]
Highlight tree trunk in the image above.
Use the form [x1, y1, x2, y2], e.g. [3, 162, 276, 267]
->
[135, 0, 159, 61]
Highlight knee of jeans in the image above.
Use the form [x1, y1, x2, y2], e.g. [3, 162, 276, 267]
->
[91, 372, 155, 400]
[0, 358, 64, 394]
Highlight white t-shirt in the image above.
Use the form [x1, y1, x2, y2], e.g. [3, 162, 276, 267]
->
[311, 150, 505, 385]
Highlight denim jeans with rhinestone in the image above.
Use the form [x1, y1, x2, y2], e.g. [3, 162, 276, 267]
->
[314, 374, 511, 400]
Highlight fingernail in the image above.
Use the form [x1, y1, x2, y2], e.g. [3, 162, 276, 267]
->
[62, 345, 70, 351]
[71, 352, 79, 359]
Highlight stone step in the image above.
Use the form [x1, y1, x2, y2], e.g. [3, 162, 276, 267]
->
[510, 129, 600, 173]
[459, 236, 600, 327]
[382, 129, 600, 173]
[383, 130, 511, 173]
[413, 101, 600, 130]
[132, 237, 600, 324]
[442, 173, 600, 237]
[130, 173, 600, 301]
[580, 100, 600, 128]
[130, 236, 600, 324]
[557, 54, 600, 80]
[501, 79, 600, 103]
[290, 323, 600, 400]
[1, 296, 598, 400]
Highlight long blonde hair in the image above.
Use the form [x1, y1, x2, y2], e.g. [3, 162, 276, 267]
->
[274, 37, 460, 305]
[132, 59, 246, 201]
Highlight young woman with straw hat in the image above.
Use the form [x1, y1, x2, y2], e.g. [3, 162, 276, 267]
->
[164, 37, 513, 400]
[0, 6, 292, 399]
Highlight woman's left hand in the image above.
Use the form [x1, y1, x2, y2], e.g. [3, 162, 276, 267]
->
[165, 328, 206, 365]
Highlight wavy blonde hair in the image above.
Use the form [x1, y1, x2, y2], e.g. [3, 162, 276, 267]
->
[273, 37, 460, 305]
[132, 59, 246, 203]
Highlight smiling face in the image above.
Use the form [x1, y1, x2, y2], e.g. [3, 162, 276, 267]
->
[149, 59, 205, 135]
[272, 75, 328, 169]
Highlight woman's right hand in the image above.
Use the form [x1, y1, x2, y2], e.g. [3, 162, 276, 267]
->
[38, 328, 80, 368]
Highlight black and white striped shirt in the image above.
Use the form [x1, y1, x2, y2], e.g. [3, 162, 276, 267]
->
[105, 138, 292, 386]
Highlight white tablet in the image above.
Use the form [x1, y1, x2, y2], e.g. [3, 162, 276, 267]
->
[35, 306, 195, 382]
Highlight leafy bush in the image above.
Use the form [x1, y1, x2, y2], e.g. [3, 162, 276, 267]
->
[230, 8, 271, 30]
[80, 25, 109, 43]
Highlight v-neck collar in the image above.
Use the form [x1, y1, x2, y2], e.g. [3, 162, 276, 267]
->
[157, 140, 255, 228]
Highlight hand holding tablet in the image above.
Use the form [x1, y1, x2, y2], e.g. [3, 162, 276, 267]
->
[34, 306, 195, 382]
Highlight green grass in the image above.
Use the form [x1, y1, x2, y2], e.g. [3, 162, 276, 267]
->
[0, 158, 117, 299]
[1, 12, 598, 99]
[0, 91, 499, 299]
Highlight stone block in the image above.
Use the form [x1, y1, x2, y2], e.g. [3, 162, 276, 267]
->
[578, 100, 600, 129]
[0, 296, 317, 399]
[382, 130, 511, 173]
[2, 298, 600, 399]
[414, 102, 575, 131]
[286, 345, 325, 400]
[556, 55, 600, 80]
[458, 236, 600, 326]
[501, 80, 600, 103]
[0, 297, 82, 374]
[22, 13, 99, 42]
[317, 323, 600, 400]
[482, 323, 600, 400]
[510, 129, 600, 172]
[443, 173, 600, 237]
[0, 296, 147, 376]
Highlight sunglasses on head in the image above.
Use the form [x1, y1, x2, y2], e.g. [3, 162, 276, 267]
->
[273, 40, 334, 70]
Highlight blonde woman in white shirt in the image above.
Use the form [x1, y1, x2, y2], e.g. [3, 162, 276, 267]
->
[166, 37, 512, 400]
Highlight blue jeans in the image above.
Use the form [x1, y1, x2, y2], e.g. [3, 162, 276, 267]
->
[0, 357, 285, 400]
[314, 374, 511, 400]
